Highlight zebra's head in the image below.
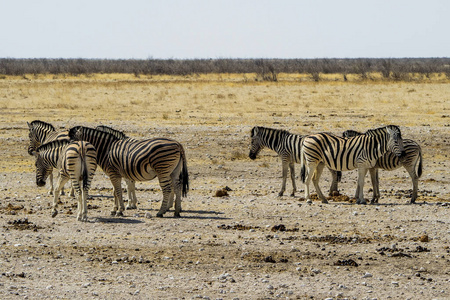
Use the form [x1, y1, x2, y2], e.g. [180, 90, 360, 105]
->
[68, 126, 83, 141]
[386, 125, 406, 158]
[27, 122, 41, 156]
[249, 126, 263, 160]
[32, 151, 52, 187]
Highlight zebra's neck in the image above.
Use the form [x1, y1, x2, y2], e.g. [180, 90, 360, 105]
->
[365, 127, 389, 158]
[41, 145, 65, 169]
[77, 128, 117, 170]
[260, 129, 295, 154]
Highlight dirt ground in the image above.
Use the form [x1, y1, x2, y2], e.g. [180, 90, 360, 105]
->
[0, 77, 449, 299]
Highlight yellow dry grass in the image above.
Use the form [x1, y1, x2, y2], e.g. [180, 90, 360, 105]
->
[1, 73, 448, 129]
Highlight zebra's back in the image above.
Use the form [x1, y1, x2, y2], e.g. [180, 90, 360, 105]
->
[109, 137, 183, 181]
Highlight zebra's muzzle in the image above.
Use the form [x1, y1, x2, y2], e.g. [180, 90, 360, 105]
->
[249, 152, 257, 160]
[398, 150, 406, 158]
[37, 179, 46, 187]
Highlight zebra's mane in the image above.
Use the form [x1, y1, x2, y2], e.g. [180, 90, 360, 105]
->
[365, 125, 401, 137]
[30, 120, 56, 132]
[37, 139, 70, 152]
[95, 125, 128, 139]
[252, 126, 293, 138]
[342, 129, 363, 138]
[69, 126, 120, 142]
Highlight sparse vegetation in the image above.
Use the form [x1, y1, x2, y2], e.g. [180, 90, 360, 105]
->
[0, 57, 449, 82]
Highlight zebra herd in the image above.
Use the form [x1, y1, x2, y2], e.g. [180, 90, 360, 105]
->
[27, 120, 422, 222]
[27, 120, 188, 221]
[250, 125, 422, 205]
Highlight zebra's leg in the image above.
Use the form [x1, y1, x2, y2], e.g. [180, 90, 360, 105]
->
[279, 160, 289, 196]
[289, 162, 296, 197]
[110, 176, 125, 217]
[329, 170, 339, 195]
[406, 166, 418, 204]
[156, 176, 174, 217]
[125, 179, 138, 210]
[48, 172, 54, 195]
[52, 175, 70, 218]
[356, 168, 368, 204]
[312, 163, 327, 203]
[69, 182, 75, 198]
[78, 188, 88, 222]
[171, 162, 184, 217]
[369, 168, 379, 204]
[303, 161, 317, 203]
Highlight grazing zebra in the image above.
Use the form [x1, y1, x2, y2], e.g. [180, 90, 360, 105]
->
[95, 125, 138, 209]
[300, 125, 406, 204]
[33, 140, 97, 221]
[27, 120, 73, 196]
[69, 126, 189, 217]
[335, 129, 423, 204]
[249, 126, 341, 197]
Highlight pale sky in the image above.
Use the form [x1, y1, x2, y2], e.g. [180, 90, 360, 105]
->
[1, 0, 449, 59]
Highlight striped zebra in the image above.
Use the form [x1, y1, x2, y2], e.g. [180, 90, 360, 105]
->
[249, 126, 341, 197]
[336, 129, 423, 204]
[32, 140, 97, 221]
[68, 126, 189, 217]
[27, 120, 73, 196]
[95, 125, 138, 209]
[300, 125, 406, 204]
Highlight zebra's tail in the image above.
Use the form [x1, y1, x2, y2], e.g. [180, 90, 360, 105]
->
[417, 148, 423, 178]
[179, 145, 189, 197]
[82, 158, 89, 191]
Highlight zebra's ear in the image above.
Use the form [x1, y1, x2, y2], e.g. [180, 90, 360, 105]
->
[27, 122, 32, 130]
[251, 127, 258, 137]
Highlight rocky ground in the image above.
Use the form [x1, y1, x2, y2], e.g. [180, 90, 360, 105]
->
[1, 118, 449, 300]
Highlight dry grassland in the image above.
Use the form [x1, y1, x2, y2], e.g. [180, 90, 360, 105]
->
[0, 74, 449, 299]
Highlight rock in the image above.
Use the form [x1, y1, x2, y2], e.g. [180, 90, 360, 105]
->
[419, 235, 429, 242]
[362, 272, 373, 278]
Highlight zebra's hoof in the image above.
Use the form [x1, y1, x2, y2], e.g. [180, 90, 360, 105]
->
[321, 199, 328, 204]
[126, 205, 137, 210]
[110, 211, 116, 216]
[51, 210, 58, 218]
[60, 191, 65, 196]
[290, 193, 295, 197]
[278, 192, 284, 197]
[115, 211, 123, 217]
[306, 199, 312, 204]
[174, 212, 181, 218]
[156, 213, 164, 218]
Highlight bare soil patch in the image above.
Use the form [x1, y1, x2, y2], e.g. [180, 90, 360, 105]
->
[0, 77, 449, 299]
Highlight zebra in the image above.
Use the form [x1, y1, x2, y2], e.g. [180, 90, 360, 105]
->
[32, 140, 97, 221]
[68, 126, 189, 217]
[27, 120, 73, 196]
[95, 125, 138, 209]
[333, 129, 423, 204]
[300, 125, 406, 204]
[249, 126, 341, 197]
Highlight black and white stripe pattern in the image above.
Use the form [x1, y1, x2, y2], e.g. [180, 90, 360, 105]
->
[300, 125, 406, 204]
[69, 126, 189, 217]
[33, 140, 97, 221]
[27, 120, 72, 196]
[95, 125, 137, 209]
[340, 130, 423, 203]
[249, 126, 340, 197]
